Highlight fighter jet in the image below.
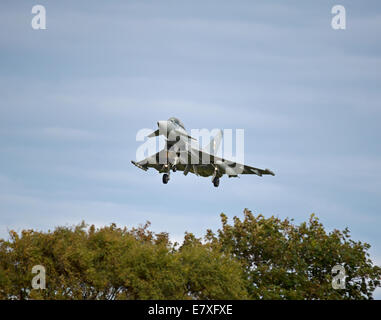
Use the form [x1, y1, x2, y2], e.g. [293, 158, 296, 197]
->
[131, 117, 275, 187]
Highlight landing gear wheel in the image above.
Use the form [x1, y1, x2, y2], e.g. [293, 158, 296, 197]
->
[172, 166, 177, 172]
[162, 173, 170, 184]
[213, 177, 220, 187]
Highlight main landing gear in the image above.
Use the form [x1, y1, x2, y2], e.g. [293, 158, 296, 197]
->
[162, 171, 220, 187]
[162, 173, 170, 184]
[212, 177, 220, 187]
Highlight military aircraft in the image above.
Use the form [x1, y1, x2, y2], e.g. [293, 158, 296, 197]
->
[131, 117, 275, 187]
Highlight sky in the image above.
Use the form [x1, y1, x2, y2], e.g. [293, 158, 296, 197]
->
[0, 0, 380, 298]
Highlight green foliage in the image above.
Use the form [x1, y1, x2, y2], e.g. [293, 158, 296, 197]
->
[0, 221, 245, 300]
[0, 210, 379, 300]
[205, 209, 381, 299]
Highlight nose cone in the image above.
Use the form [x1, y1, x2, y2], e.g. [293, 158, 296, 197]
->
[157, 120, 168, 136]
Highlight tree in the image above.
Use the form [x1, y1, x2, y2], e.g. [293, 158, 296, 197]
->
[205, 209, 381, 299]
[0, 210, 380, 300]
[0, 221, 246, 299]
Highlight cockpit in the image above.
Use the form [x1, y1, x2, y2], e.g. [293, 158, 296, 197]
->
[168, 117, 185, 130]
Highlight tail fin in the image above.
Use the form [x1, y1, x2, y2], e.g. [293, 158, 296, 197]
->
[204, 129, 223, 155]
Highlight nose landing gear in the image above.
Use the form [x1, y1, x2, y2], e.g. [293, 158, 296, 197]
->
[212, 177, 220, 187]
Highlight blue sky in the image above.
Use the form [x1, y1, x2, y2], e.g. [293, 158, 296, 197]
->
[1, 1, 380, 297]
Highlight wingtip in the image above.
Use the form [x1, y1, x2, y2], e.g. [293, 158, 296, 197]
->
[131, 160, 148, 171]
